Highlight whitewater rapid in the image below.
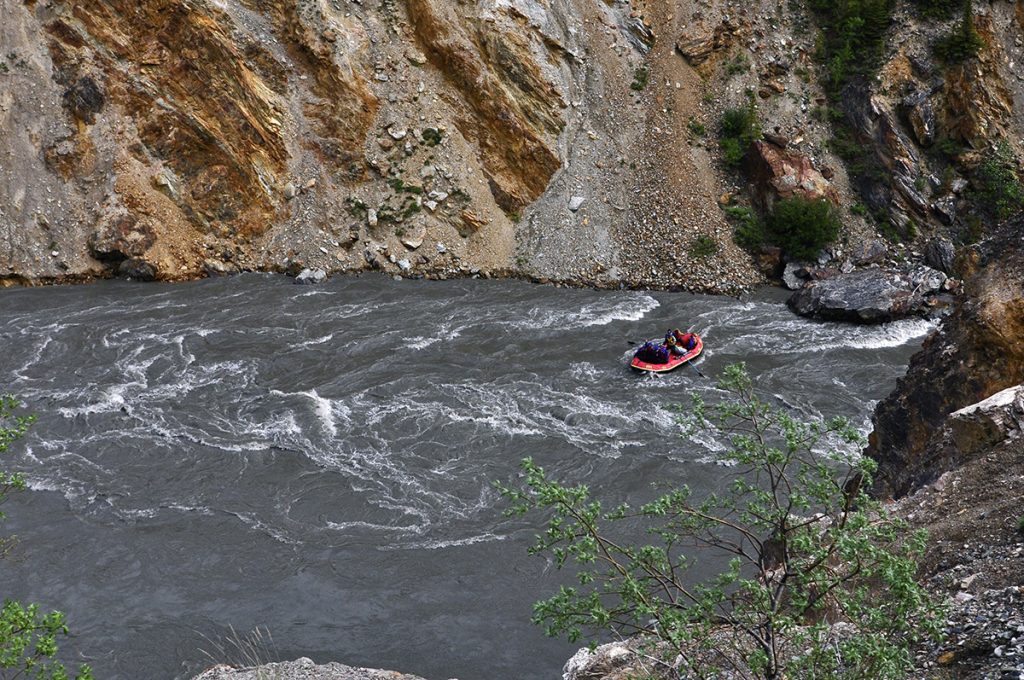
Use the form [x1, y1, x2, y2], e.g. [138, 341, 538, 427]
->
[0, 274, 934, 679]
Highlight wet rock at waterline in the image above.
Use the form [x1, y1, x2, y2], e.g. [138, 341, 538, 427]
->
[203, 259, 240, 277]
[117, 257, 158, 281]
[787, 266, 947, 323]
[293, 268, 327, 285]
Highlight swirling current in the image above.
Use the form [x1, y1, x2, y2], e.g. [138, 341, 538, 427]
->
[0, 274, 935, 679]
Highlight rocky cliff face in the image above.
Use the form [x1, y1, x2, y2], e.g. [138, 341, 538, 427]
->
[835, 3, 1023, 241]
[790, 2, 1024, 491]
[868, 216, 1024, 497]
[0, 0, 886, 291]
[2, 0, 572, 282]
[1, 1, 1021, 292]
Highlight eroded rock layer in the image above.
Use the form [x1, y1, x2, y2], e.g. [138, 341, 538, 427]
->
[1, 0, 579, 283]
[1, 0, 1022, 292]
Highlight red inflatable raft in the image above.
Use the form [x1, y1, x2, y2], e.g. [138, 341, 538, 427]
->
[630, 334, 703, 374]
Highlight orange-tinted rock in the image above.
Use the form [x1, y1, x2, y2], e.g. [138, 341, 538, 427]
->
[46, 0, 294, 236]
[941, 16, 1014, 148]
[746, 140, 838, 210]
[406, 0, 564, 212]
[675, 18, 747, 66]
[88, 214, 155, 261]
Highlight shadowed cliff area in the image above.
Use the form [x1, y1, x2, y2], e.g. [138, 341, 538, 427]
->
[869, 214, 1024, 497]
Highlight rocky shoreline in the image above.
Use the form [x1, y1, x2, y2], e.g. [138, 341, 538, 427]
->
[0, 244, 960, 325]
[6, 0, 1019, 303]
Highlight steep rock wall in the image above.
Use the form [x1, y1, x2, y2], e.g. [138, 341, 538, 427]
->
[868, 217, 1024, 496]
[0, 0, 580, 283]
[0, 0, 861, 290]
[2, 0, 1020, 289]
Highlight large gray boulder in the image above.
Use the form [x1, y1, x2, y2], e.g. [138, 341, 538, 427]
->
[193, 658, 430, 680]
[787, 266, 946, 323]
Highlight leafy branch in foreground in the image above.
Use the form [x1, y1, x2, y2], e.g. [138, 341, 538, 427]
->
[0, 396, 92, 680]
[498, 364, 941, 680]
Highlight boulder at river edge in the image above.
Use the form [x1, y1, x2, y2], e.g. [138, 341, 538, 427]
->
[294, 268, 327, 285]
[786, 265, 946, 323]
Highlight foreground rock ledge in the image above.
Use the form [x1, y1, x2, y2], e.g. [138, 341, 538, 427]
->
[193, 658, 431, 680]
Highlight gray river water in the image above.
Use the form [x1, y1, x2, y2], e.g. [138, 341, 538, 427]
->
[0, 274, 935, 679]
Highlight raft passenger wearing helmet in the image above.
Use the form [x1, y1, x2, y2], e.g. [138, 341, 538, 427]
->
[665, 333, 687, 356]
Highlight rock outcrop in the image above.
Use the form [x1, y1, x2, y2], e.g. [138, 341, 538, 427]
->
[868, 218, 1024, 496]
[746, 139, 838, 211]
[944, 385, 1024, 460]
[786, 265, 947, 323]
[193, 658, 428, 680]
[837, 3, 1023, 241]
[675, 17, 747, 66]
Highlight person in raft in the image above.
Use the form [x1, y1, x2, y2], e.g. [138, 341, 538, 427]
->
[665, 329, 697, 355]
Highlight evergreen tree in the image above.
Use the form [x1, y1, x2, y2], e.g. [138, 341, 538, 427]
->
[935, 0, 983, 63]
